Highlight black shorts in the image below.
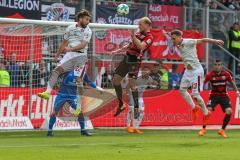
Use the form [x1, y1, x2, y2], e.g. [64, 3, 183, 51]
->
[207, 95, 232, 112]
[114, 54, 141, 79]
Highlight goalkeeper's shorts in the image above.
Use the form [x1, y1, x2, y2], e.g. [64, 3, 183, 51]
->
[54, 94, 77, 114]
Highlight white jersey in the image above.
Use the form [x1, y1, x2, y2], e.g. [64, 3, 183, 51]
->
[63, 24, 92, 54]
[178, 39, 201, 69]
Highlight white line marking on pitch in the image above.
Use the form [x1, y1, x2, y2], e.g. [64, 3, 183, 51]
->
[0, 141, 147, 149]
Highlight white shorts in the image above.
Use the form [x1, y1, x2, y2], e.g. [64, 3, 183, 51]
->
[127, 91, 144, 111]
[59, 52, 87, 77]
[180, 66, 204, 95]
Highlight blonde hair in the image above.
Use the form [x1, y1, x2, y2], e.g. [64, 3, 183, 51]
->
[141, 17, 152, 26]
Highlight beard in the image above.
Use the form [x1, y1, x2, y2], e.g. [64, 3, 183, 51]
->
[79, 22, 88, 28]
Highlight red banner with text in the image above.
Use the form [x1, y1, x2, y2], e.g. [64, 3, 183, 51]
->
[1, 88, 240, 128]
[148, 5, 183, 28]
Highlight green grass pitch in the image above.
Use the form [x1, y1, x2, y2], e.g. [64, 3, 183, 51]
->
[0, 129, 239, 160]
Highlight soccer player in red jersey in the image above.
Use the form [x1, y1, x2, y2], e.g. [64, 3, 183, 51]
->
[112, 17, 153, 117]
[199, 59, 239, 138]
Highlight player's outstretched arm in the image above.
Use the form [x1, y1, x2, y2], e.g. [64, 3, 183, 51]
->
[111, 44, 129, 54]
[196, 38, 224, 46]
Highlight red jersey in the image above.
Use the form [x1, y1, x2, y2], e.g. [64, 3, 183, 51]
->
[204, 70, 233, 97]
[126, 31, 153, 58]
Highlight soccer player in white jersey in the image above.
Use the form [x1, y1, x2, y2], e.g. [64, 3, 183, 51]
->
[126, 66, 158, 134]
[38, 10, 92, 117]
[170, 29, 224, 122]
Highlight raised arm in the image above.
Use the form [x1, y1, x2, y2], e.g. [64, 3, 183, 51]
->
[196, 38, 224, 46]
[111, 44, 129, 54]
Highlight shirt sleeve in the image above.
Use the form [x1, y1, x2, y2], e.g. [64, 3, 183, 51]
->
[183, 39, 197, 46]
[83, 28, 92, 43]
[226, 72, 233, 83]
[63, 26, 70, 40]
[143, 34, 153, 48]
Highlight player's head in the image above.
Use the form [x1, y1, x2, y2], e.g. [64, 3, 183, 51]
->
[170, 29, 183, 45]
[232, 22, 239, 31]
[76, 9, 91, 28]
[142, 66, 150, 78]
[214, 59, 222, 72]
[138, 17, 152, 33]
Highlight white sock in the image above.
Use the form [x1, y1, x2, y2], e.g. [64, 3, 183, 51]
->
[76, 83, 84, 109]
[127, 107, 134, 127]
[193, 95, 208, 115]
[46, 82, 52, 93]
[76, 95, 82, 109]
[133, 110, 144, 129]
[180, 90, 195, 109]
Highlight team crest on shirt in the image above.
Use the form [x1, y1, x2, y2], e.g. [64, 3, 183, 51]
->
[140, 35, 145, 39]
[146, 39, 152, 44]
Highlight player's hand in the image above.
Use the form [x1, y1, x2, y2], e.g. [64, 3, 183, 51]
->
[111, 50, 120, 55]
[54, 54, 60, 63]
[63, 47, 72, 53]
[215, 40, 224, 46]
[131, 30, 136, 38]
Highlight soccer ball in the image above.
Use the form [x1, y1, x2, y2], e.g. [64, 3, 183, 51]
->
[117, 4, 129, 16]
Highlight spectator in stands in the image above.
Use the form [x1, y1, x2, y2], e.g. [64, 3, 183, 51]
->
[20, 60, 30, 87]
[228, 22, 240, 74]
[6, 52, 22, 87]
[168, 64, 181, 89]
[181, 0, 190, 6]
[233, 0, 240, 10]
[101, 71, 112, 88]
[153, 0, 164, 4]
[164, 0, 182, 6]
[210, 1, 221, 9]
[150, 63, 161, 89]
[0, 62, 10, 87]
[221, 0, 239, 10]
[0, 43, 7, 65]
[0, 50, 4, 64]
[33, 60, 49, 88]
[193, 0, 205, 8]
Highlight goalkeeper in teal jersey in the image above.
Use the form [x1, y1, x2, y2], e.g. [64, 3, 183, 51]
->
[47, 71, 102, 137]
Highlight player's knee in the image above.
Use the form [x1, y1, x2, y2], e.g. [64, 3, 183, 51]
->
[112, 74, 122, 85]
[225, 108, 232, 115]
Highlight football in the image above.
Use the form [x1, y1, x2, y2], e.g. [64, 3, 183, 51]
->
[117, 3, 129, 16]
